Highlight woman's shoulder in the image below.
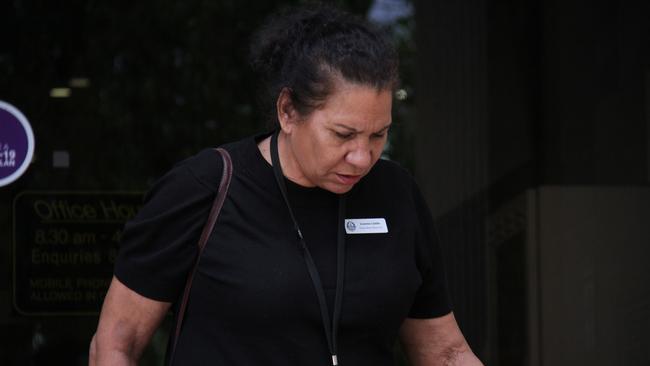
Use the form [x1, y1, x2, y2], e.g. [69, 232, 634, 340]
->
[351, 158, 422, 208]
[365, 158, 416, 190]
[167, 135, 253, 193]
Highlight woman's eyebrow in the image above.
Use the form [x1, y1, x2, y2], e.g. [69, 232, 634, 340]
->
[332, 122, 392, 133]
[332, 123, 358, 132]
[375, 124, 391, 133]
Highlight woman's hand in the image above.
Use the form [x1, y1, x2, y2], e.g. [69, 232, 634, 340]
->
[399, 312, 484, 366]
[89, 276, 171, 365]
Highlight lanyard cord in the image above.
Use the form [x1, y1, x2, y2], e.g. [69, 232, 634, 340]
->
[270, 131, 345, 366]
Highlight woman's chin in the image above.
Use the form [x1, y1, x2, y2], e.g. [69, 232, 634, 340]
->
[321, 180, 358, 194]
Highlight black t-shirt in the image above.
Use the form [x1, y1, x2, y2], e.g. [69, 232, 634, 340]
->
[115, 132, 451, 366]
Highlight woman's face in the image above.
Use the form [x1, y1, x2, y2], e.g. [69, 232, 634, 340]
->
[279, 80, 393, 194]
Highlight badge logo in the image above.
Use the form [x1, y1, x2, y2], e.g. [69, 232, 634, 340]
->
[0, 101, 35, 187]
[346, 220, 357, 232]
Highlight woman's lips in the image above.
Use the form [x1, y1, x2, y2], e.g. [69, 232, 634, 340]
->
[336, 173, 362, 185]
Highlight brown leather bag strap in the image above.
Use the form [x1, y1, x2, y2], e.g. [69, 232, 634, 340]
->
[168, 147, 233, 365]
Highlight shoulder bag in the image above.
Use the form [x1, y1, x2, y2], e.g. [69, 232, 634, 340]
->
[167, 147, 233, 365]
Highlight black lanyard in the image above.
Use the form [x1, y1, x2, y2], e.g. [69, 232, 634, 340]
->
[270, 130, 346, 366]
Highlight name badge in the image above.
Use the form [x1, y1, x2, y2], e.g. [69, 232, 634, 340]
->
[344, 218, 388, 234]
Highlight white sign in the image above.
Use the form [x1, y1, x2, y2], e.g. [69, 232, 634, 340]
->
[344, 218, 389, 234]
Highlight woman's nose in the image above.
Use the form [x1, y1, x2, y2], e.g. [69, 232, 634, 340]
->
[345, 141, 372, 170]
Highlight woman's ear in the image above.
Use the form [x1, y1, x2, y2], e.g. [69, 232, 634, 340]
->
[276, 88, 298, 134]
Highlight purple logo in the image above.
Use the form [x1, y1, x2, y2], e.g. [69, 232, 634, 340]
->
[0, 101, 35, 187]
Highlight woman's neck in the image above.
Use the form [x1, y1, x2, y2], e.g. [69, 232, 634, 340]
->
[257, 132, 314, 187]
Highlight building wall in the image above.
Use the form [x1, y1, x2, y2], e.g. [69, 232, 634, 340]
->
[413, 0, 650, 363]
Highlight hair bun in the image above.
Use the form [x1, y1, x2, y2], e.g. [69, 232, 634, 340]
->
[249, 3, 399, 122]
[249, 5, 343, 78]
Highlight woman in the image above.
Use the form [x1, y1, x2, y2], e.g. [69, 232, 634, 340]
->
[90, 4, 483, 366]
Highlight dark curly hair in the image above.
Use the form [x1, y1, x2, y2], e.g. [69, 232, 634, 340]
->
[249, 3, 399, 121]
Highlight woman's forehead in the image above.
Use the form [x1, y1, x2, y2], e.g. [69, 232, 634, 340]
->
[316, 88, 392, 129]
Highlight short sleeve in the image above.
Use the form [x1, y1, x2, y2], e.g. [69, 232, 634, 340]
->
[407, 180, 452, 318]
[114, 149, 223, 302]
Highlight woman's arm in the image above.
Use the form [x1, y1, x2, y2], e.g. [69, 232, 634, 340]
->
[399, 312, 483, 366]
[89, 276, 171, 365]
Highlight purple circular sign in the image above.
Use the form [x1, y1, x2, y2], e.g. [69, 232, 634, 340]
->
[0, 101, 35, 187]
